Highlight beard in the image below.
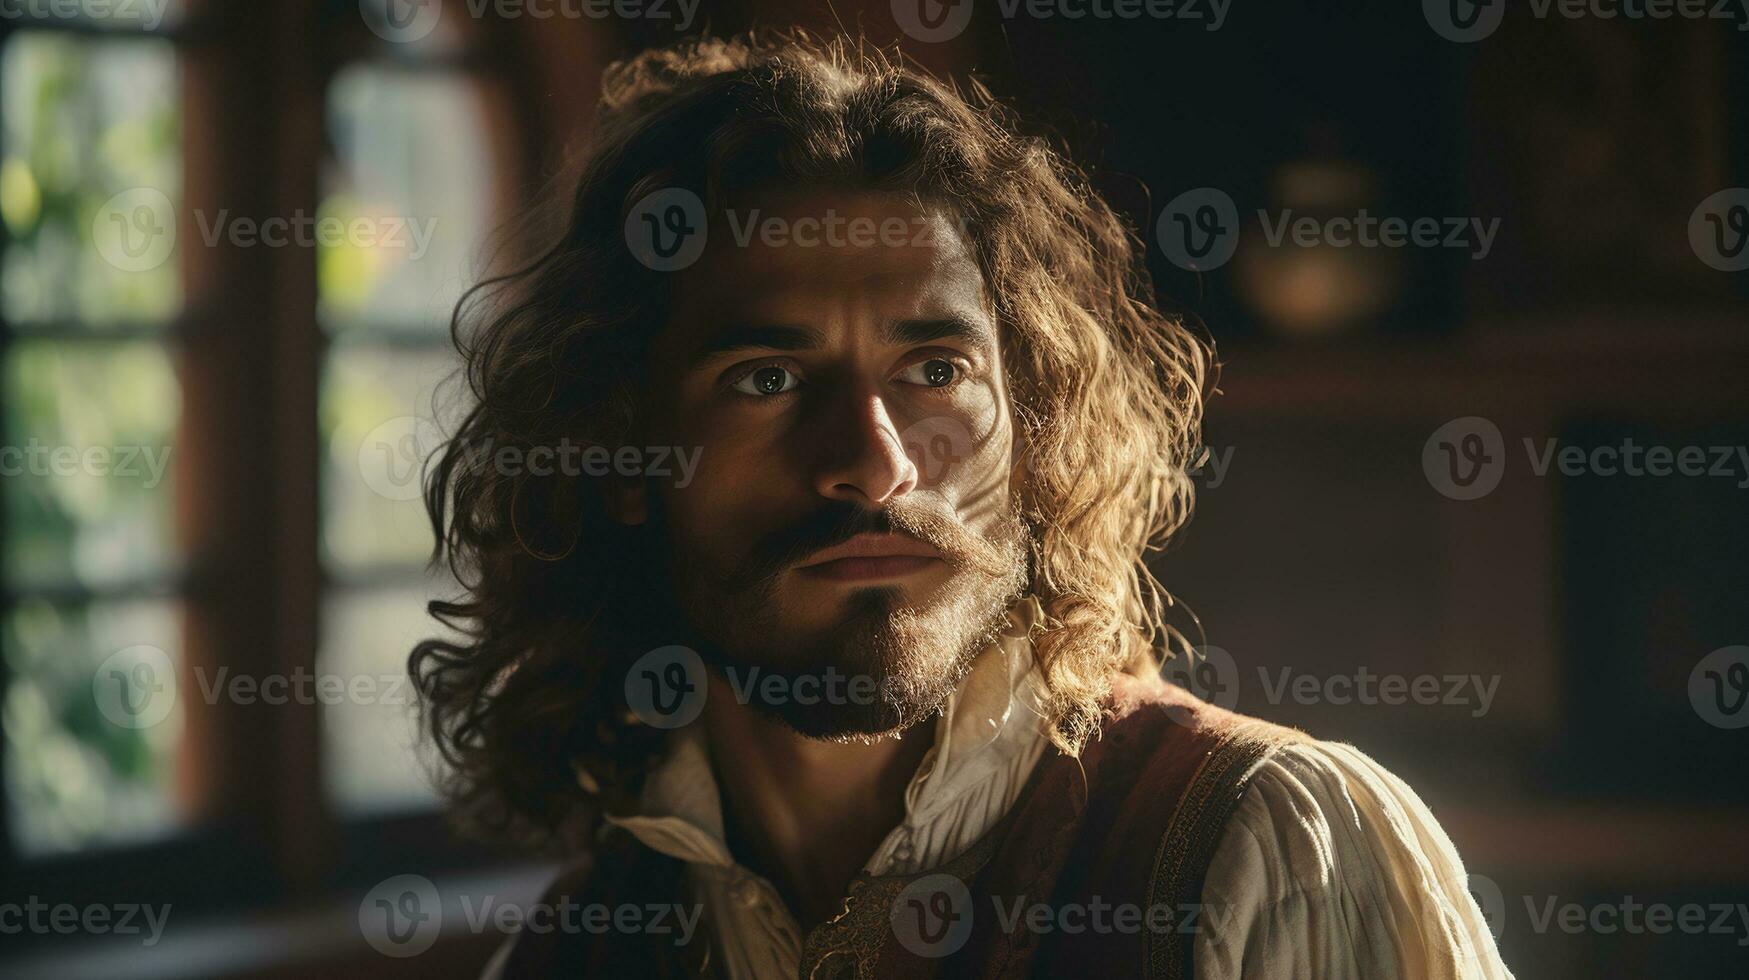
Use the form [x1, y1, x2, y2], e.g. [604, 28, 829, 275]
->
[663, 495, 1032, 741]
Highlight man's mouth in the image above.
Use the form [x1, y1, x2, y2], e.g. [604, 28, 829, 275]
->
[793, 532, 945, 582]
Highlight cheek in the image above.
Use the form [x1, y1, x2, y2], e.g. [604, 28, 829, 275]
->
[657, 430, 796, 560]
[905, 377, 1013, 517]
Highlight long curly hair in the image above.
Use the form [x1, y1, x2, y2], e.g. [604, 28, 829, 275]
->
[410, 32, 1213, 850]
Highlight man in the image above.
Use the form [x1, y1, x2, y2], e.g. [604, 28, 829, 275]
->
[411, 33, 1512, 979]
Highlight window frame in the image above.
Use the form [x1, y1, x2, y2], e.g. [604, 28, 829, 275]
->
[0, 0, 543, 935]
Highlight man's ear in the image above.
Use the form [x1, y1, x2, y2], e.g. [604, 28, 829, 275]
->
[601, 473, 649, 526]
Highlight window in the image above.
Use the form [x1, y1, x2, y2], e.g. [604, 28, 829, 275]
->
[0, 1, 533, 934]
[1, 24, 185, 857]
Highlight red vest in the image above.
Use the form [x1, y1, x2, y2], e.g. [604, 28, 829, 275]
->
[500, 675, 1306, 978]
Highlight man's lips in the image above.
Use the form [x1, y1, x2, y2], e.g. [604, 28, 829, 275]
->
[793, 532, 945, 581]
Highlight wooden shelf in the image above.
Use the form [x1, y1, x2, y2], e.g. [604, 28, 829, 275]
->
[1437, 800, 1749, 883]
[1209, 311, 1749, 420]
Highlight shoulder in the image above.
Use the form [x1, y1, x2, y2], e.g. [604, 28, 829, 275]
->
[1193, 739, 1514, 979]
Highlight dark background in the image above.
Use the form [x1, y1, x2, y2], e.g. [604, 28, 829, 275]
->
[1, 0, 1746, 977]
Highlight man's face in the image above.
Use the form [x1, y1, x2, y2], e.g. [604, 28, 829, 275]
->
[638, 189, 1030, 739]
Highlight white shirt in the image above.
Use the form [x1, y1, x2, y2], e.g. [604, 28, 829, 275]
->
[484, 597, 1513, 979]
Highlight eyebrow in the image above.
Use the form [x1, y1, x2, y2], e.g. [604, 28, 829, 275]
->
[688, 315, 995, 368]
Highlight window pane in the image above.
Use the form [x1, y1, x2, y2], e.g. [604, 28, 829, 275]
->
[320, 579, 453, 814]
[0, 31, 180, 325]
[319, 66, 497, 331]
[3, 340, 181, 591]
[3, 598, 184, 855]
[320, 343, 461, 573]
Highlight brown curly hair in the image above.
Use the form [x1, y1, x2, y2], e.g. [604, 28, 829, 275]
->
[410, 32, 1213, 850]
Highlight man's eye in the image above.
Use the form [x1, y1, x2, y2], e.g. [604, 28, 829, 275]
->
[897, 357, 958, 388]
[731, 365, 800, 396]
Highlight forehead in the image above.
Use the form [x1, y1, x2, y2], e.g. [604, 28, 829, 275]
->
[663, 189, 990, 336]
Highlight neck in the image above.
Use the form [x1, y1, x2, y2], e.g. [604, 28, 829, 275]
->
[701, 670, 932, 929]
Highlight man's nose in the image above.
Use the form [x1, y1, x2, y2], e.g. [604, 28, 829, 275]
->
[810, 387, 919, 508]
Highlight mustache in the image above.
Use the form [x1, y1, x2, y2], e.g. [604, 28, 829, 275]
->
[742, 498, 1022, 584]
